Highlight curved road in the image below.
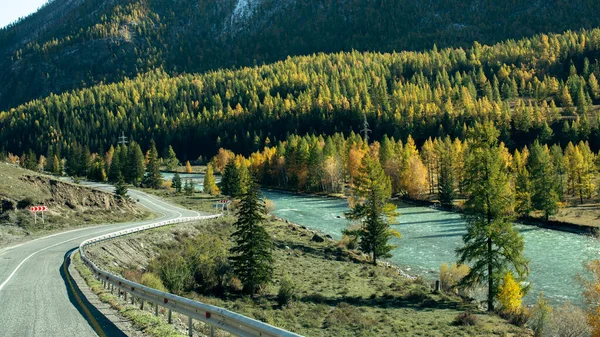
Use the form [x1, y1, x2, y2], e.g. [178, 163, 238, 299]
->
[0, 185, 202, 337]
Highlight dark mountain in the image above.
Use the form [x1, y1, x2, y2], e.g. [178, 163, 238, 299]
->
[2, 0, 600, 111]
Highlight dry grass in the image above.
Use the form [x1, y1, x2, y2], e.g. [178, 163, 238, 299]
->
[87, 191, 529, 337]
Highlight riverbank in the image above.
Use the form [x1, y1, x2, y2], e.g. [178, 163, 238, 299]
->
[263, 185, 599, 236]
[87, 190, 527, 336]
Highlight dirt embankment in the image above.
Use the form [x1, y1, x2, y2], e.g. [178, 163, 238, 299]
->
[0, 163, 149, 247]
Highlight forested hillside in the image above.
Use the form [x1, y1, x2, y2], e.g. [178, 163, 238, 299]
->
[2, 0, 600, 110]
[3, 28, 600, 160]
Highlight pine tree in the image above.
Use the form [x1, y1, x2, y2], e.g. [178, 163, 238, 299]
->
[528, 141, 559, 221]
[203, 164, 219, 195]
[114, 172, 128, 200]
[108, 145, 122, 182]
[52, 155, 61, 175]
[184, 179, 194, 195]
[45, 147, 54, 173]
[173, 172, 182, 193]
[437, 137, 455, 209]
[513, 149, 532, 217]
[221, 159, 241, 197]
[345, 156, 400, 265]
[456, 122, 528, 312]
[143, 140, 163, 189]
[128, 142, 145, 186]
[229, 176, 273, 296]
[165, 145, 179, 172]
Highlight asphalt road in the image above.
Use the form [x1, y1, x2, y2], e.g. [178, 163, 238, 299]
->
[0, 184, 200, 337]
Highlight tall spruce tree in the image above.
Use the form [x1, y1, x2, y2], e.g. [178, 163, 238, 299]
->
[173, 172, 182, 193]
[456, 122, 528, 312]
[229, 176, 273, 295]
[203, 164, 219, 195]
[528, 141, 559, 221]
[128, 142, 145, 186]
[143, 140, 163, 189]
[221, 159, 241, 197]
[345, 156, 400, 265]
[108, 145, 122, 182]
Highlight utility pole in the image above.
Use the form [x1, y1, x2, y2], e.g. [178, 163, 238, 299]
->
[362, 114, 371, 143]
[118, 131, 128, 146]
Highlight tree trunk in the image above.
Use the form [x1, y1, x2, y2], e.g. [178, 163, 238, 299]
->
[372, 252, 377, 266]
[487, 237, 494, 312]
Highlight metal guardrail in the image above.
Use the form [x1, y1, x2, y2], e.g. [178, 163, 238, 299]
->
[78, 214, 303, 337]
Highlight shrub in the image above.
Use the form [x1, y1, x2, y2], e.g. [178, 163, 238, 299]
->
[161, 179, 173, 190]
[149, 251, 191, 295]
[229, 277, 243, 293]
[439, 263, 469, 294]
[122, 269, 143, 283]
[453, 311, 478, 326]
[277, 277, 297, 306]
[528, 292, 552, 337]
[264, 199, 275, 213]
[140, 272, 167, 292]
[549, 302, 590, 337]
[186, 235, 230, 294]
[404, 286, 428, 302]
[17, 197, 35, 209]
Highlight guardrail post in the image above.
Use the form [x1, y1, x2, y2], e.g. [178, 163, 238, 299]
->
[124, 291, 127, 301]
[140, 299, 144, 310]
[154, 303, 159, 316]
[210, 326, 214, 337]
[131, 295, 135, 305]
[188, 317, 193, 337]
[168, 309, 172, 324]
[110, 284, 114, 294]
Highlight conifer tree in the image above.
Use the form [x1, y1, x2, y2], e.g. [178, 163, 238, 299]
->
[173, 172, 182, 193]
[128, 142, 145, 186]
[456, 122, 528, 312]
[185, 160, 193, 173]
[203, 164, 219, 195]
[221, 159, 241, 197]
[108, 145, 122, 182]
[143, 140, 163, 189]
[345, 156, 400, 265]
[437, 137, 455, 208]
[165, 146, 179, 172]
[45, 147, 54, 173]
[114, 172, 128, 200]
[513, 148, 532, 217]
[229, 176, 273, 296]
[52, 155, 61, 175]
[528, 141, 559, 221]
[184, 179, 194, 195]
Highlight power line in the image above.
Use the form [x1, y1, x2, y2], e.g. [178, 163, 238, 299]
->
[362, 114, 371, 143]
[118, 131, 128, 145]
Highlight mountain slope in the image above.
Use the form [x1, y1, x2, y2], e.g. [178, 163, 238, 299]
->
[2, 0, 600, 110]
[2, 28, 600, 160]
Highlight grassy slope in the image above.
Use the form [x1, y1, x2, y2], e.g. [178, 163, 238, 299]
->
[87, 189, 528, 337]
[0, 163, 152, 247]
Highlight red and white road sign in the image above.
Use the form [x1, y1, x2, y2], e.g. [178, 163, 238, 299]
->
[30, 206, 48, 212]
[220, 199, 230, 204]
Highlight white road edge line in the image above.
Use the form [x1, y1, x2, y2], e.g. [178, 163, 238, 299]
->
[0, 226, 132, 292]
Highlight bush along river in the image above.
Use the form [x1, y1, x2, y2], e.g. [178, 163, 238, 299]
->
[163, 173, 600, 305]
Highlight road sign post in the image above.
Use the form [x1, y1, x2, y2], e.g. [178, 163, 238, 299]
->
[30, 206, 48, 227]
